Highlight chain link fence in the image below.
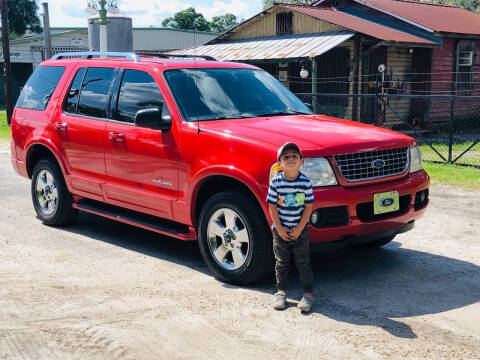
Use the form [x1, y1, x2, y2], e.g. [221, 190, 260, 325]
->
[296, 93, 480, 168]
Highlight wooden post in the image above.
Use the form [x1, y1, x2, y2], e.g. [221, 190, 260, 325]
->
[1, 0, 13, 124]
[352, 38, 360, 122]
[42, 3, 53, 59]
[311, 56, 317, 114]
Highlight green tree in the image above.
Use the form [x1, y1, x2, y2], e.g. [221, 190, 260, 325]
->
[424, 0, 480, 13]
[162, 7, 211, 31]
[262, 0, 312, 10]
[8, 0, 42, 37]
[209, 13, 239, 33]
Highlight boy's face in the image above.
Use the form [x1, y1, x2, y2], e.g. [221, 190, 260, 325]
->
[278, 150, 303, 173]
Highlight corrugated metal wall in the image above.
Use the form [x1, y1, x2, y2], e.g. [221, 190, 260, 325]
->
[133, 29, 217, 51]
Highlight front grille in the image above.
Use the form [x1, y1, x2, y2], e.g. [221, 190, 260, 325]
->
[334, 148, 409, 182]
[356, 194, 411, 222]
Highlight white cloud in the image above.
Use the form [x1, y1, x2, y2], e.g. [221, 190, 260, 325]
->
[44, 0, 259, 28]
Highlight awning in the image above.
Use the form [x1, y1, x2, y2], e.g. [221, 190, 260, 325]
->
[170, 31, 355, 61]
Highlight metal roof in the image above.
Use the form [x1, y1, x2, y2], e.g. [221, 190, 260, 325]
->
[281, 5, 439, 44]
[170, 31, 355, 61]
[355, 0, 480, 35]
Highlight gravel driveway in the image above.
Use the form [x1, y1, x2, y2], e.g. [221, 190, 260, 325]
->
[1, 141, 479, 359]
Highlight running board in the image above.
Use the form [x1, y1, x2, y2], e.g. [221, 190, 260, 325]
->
[73, 200, 196, 241]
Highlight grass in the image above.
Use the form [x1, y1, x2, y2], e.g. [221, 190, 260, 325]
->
[0, 111, 10, 141]
[421, 142, 480, 166]
[1, 111, 477, 189]
[424, 161, 480, 190]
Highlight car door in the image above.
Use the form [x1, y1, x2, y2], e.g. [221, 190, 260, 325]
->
[104, 67, 179, 217]
[57, 66, 117, 198]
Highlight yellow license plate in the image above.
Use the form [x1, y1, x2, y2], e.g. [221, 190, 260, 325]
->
[374, 191, 400, 215]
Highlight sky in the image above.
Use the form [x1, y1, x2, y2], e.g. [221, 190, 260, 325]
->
[44, 0, 263, 28]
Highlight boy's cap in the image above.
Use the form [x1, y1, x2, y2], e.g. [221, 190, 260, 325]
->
[277, 142, 302, 160]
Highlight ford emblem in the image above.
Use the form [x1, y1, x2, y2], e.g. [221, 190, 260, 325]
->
[372, 159, 386, 169]
[380, 198, 394, 207]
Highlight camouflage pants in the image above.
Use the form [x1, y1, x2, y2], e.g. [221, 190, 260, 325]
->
[273, 226, 314, 293]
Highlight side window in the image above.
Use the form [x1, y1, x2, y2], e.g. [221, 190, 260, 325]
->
[116, 69, 165, 123]
[63, 67, 86, 114]
[16, 66, 65, 110]
[77, 67, 116, 118]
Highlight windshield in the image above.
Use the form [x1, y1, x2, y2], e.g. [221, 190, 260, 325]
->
[163, 68, 312, 121]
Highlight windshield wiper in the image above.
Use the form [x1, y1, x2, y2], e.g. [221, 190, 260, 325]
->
[213, 114, 254, 120]
[255, 110, 312, 117]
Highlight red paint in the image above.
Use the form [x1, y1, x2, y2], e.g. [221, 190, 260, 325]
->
[11, 57, 429, 244]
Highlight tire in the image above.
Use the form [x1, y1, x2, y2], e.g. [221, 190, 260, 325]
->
[198, 191, 274, 285]
[360, 234, 396, 249]
[31, 159, 78, 226]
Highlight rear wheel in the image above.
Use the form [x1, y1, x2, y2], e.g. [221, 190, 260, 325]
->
[31, 159, 78, 226]
[198, 191, 273, 285]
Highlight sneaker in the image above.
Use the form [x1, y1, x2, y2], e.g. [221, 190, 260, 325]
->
[273, 291, 287, 310]
[297, 293, 314, 312]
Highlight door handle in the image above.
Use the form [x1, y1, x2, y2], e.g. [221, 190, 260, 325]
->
[108, 132, 125, 142]
[54, 122, 67, 131]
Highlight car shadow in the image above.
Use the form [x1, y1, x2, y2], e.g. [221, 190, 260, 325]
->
[58, 213, 480, 339]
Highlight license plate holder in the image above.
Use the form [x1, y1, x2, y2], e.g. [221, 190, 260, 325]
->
[374, 191, 400, 215]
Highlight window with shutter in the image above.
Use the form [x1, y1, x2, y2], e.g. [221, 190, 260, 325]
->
[456, 40, 476, 95]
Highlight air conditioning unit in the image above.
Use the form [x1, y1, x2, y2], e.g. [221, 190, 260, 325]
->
[459, 51, 474, 67]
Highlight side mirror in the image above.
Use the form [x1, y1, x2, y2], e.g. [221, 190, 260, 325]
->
[134, 106, 171, 131]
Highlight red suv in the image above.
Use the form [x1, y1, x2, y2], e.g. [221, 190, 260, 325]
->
[10, 52, 429, 284]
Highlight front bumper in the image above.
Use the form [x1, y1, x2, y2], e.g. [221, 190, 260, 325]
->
[306, 170, 429, 243]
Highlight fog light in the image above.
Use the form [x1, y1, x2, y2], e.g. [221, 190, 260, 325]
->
[311, 211, 319, 225]
[420, 191, 426, 203]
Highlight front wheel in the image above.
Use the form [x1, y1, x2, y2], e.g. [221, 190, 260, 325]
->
[31, 159, 78, 226]
[198, 191, 273, 285]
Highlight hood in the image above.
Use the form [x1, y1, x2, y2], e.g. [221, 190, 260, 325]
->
[199, 114, 415, 157]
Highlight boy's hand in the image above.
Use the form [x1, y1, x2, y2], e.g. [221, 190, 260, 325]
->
[277, 227, 291, 242]
[287, 227, 303, 240]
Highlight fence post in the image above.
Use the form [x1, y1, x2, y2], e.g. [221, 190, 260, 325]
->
[448, 96, 454, 163]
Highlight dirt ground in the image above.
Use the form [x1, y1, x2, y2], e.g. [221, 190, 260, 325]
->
[1, 141, 479, 359]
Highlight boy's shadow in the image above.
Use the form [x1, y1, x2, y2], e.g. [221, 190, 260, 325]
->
[248, 241, 480, 338]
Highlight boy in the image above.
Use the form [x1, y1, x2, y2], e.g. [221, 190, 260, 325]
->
[266, 142, 315, 312]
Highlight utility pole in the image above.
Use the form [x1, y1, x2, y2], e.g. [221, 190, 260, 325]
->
[0, 0, 12, 124]
[42, 2, 53, 59]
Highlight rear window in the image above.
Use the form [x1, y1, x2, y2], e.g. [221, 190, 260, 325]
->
[16, 66, 65, 111]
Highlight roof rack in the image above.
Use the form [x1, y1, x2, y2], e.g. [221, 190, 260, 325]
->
[51, 51, 217, 61]
[135, 52, 217, 61]
[51, 52, 140, 60]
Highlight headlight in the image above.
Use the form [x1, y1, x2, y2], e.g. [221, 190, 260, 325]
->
[270, 157, 337, 186]
[410, 146, 423, 173]
[302, 158, 337, 186]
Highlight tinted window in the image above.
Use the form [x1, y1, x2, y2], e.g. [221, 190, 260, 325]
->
[63, 67, 86, 114]
[77, 67, 115, 118]
[164, 68, 311, 122]
[116, 70, 164, 123]
[16, 66, 65, 110]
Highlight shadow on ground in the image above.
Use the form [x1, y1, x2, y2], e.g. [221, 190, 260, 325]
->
[58, 212, 480, 338]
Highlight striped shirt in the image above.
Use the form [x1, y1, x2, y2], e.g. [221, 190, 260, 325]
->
[266, 172, 314, 230]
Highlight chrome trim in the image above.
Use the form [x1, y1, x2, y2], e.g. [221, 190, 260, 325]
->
[333, 148, 410, 182]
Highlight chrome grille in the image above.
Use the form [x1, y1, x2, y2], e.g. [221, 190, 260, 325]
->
[334, 148, 409, 182]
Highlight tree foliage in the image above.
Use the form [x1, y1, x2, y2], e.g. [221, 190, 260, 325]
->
[424, 0, 480, 13]
[262, 0, 312, 10]
[210, 14, 239, 33]
[162, 7, 211, 32]
[162, 8, 239, 33]
[8, 0, 42, 37]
